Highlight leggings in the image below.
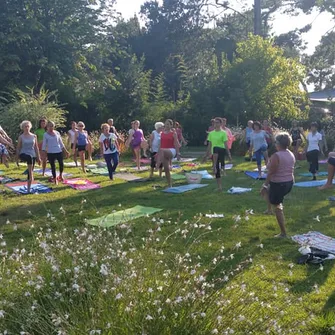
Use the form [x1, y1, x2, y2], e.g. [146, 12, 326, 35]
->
[104, 152, 119, 180]
[213, 147, 225, 179]
[306, 150, 319, 174]
[47, 152, 64, 179]
[19, 154, 36, 180]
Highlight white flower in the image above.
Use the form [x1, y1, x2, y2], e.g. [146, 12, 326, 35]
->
[217, 315, 222, 322]
[0, 241, 6, 247]
[81, 199, 87, 204]
[212, 329, 218, 334]
[115, 293, 123, 300]
[165, 298, 171, 304]
[72, 283, 80, 291]
[79, 211, 83, 216]
[313, 215, 320, 222]
[235, 242, 242, 249]
[118, 203, 121, 207]
[319, 264, 324, 271]
[257, 243, 264, 249]
[146, 315, 153, 320]
[200, 312, 206, 318]
[5, 219, 10, 224]
[148, 288, 153, 293]
[0, 310, 4, 318]
[100, 264, 109, 276]
[159, 219, 164, 224]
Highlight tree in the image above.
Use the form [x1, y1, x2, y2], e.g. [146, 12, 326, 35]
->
[224, 35, 308, 123]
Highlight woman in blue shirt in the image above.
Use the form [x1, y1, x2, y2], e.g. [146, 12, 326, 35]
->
[73, 121, 92, 173]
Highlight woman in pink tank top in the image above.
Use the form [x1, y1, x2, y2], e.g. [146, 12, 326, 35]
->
[260, 132, 295, 238]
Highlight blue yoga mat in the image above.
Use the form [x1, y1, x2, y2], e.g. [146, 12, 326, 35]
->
[299, 172, 328, 177]
[245, 171, 267, 180]
[8, 183, 53, 194]
[162, 184, 208, 194]
[294, 179, 335, 188]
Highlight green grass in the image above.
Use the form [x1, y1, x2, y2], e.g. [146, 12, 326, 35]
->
[1, 154, 335, 334]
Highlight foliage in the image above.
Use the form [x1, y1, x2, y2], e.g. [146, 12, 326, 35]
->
[223, 35, 308, 123]
[0, 86, 67, 139]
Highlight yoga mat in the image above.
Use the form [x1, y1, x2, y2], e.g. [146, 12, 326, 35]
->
[191, 170, 214, 179]
[228, 187, 252, 194]
[133, 158, 151, 164]
[114, 173, 143, 182]
[0, 177, 19, 184]
[23, 168, 72, 178]
[172, 165, 182, 169]
[63, 178, 100, 190]
[5, 181, 53, 194]
[89, 168, 109, 176]
[294, 179, 335, 188]
[245, 171, 267, 180]
[64, 162, 77, 167]
[86, 164, 98, 169]
[87, 205, 163, 228]
[172, 158, 197, 162]
[292, 231, 335, 255]
[319, 160, 328, 164]
[130, 166, 149, 171]
[162, 184, 208, 194]
[253, 166, 267, 172]
[0, 170, 3, 175]
[225, 164, 233, 170]
[299, 172, 328, 177]
[171, 174, 186, 180]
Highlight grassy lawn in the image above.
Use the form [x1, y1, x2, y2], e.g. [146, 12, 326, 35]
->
[1, 152, 335, 334]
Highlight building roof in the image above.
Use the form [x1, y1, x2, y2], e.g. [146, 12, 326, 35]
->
[309, 89, 335, 102]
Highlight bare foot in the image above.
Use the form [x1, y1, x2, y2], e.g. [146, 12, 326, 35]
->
[319, 184, 333, 190]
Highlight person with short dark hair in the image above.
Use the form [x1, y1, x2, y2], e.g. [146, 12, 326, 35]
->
[306, 122, 322, 180]
[261, 132, 295, 238]
[290, 120, 305, 159]
[249, 121, 269, 178]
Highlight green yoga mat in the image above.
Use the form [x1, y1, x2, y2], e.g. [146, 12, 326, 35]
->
[88, 168, 109, 176]
[87, 205, 163, 228]
[171, 174, 186, 180]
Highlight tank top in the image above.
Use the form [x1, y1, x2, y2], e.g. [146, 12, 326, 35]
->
[291, 128, 301, 141]
[20, 134, 36, 157]
[77, 131, 88, 146]
[161, 131, 175, 149]
[270, 150, 295, 183]
[131, 129, 143, 147]
[68, 129, 76, 144]
[151, 130, 161, 153]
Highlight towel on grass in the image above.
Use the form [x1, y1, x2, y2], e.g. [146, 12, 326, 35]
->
[162, 184, 208, 194]
[89, 168, 109, 176]
[228, 187, 252, 194]
[5, 181, 53, 194]
[191, 170, 214, 179]
[225, 164, 233, 170]
[292, 231, 335, 255]
[63, 178, 100, 190]
[64, 162, 78, 167]
[114, 173, 144, 182]
[87, 205, 163, 227]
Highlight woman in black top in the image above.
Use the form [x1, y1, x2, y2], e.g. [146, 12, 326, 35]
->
[290, 120, 305, 159]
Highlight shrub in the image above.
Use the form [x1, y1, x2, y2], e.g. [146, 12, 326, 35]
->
[0, 86, 67, 140]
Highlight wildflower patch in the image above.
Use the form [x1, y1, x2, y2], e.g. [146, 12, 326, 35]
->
[87, 205, 163, 227]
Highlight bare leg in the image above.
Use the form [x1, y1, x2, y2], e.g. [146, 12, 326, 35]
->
[163, 150, 173, 187]
[80, 151, 85, 173]
[159, 167, 162, 178]
[274, 204, 287, 237]
[156, 151, 163, 171]
[262, 189, 273, 214]
[2, 155, 9, 168]
[74, 149, 78, 166]
[87, 143, 93, 161]
[319, 163, 335, 190]
[135, 148, 141, 170]
[263, 150, 269, 165]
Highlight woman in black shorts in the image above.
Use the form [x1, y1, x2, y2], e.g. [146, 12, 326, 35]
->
[261, 133, 295, 238]
[16, 120, 41, 193]
[290, 120, 305, 159]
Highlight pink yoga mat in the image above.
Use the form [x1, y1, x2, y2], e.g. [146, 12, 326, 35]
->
[63, 178, 100, 190]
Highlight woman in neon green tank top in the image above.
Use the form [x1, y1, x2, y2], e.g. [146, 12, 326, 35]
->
[35, 118, 47, 175]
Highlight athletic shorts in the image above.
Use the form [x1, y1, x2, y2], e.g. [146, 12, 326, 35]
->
[150, 152, 163, 169]
[20, 153, 36, 166]
[329, 157, 335, 167]
[269, 181, 293, 205]
[0, 144, 8, 155]
[71, 143, 78, 150]
[77, 145, 86, 152]
[169, 148, 176, 157]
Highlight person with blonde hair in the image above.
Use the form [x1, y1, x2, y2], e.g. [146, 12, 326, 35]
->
[129, 120, 146, 170]
[16, 121, 41, 193]
[261, 132, 295, 238]
[42, 121, 69, 184]
[99, 123, 119, 180]
[67, 121, 78, 166]
[149, 121, 164, 179]
[73, 121, 92, 173]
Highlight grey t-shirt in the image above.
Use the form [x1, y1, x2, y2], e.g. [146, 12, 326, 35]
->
[250, 130, 268, 151]
[42, 131, 65, 153]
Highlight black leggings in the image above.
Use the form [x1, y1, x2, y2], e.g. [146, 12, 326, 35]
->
[20, 154, 36, 180]
[213, 147, 225, 179]
[306, 150, 319, 175]
[47, 152, 64, 179]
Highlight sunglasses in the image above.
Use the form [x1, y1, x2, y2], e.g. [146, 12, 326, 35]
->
[78, 125, 84, 127]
